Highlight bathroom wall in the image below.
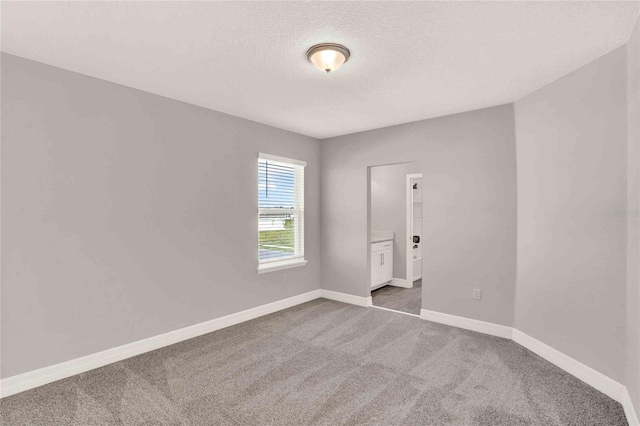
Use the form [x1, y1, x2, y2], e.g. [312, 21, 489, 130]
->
[1, 54, 322, 378]
[514, 45, 628, 383]
[370, 161, 421, 280]
[321, 104, 517, 327]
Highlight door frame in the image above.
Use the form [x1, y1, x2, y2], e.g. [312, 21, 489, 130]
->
[406, 173, 422, 286]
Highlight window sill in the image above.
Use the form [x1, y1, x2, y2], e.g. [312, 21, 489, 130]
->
[257, 259, 308, 274]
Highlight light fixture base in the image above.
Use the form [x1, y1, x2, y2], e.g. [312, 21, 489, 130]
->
[306, 43, 350, 73]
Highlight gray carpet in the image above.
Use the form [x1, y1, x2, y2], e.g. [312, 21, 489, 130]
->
[372, 279, 422, 315]
[0, 299, 628, 425]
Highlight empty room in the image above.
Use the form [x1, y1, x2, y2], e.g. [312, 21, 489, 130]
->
[1, 1, 639, 425]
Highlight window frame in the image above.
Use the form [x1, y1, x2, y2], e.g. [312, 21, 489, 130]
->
[257, 153, 307, 274]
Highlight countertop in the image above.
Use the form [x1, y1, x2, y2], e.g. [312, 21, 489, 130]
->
[371, 237, 394, 243]
[371, 230, 395, 244]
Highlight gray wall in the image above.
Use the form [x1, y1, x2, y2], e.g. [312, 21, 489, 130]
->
[627, 15, 640, 419]
[370, 162, 421, 279]
[514, 46, 628, 383]
[4, 38, 638, 409]
[1, 54, 322, 378]
[321, 105, 517, 327]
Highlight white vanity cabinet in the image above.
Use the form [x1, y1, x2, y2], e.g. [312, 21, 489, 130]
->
[371, 240, 393, 288]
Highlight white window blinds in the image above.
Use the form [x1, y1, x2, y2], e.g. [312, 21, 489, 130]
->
[258, 154, 306, 270]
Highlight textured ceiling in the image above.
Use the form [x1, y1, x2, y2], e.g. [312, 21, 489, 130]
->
[2, 1, 639, 139]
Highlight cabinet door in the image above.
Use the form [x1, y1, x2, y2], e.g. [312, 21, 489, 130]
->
[381, 248, 393, 283]
[371, 252, 382, 287]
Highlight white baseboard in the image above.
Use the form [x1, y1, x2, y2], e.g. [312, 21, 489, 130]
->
[418, 308, 638, 425]
[621, 388, 640, 426]
[319, 289, 371, 307]
[370, 282, 387, 291]
[3, 288, 637, 425]
[512, 329, 638, 425]
[0, 287, 375, 399]
[389, 278, 412, 288]
[511, 329, 623, 401]
[0, 289, 322, 399]
[420, 308, 513, 339]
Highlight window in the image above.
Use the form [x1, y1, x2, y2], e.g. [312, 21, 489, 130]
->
[257, 153, 307, 273]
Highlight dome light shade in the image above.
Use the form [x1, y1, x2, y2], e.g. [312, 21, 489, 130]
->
[306, 43, 350, 73]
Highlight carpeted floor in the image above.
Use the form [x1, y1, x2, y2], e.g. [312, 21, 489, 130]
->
[0, 299, 628, 425]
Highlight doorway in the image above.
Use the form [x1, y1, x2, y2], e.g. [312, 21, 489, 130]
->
[368, 162, 423, 316]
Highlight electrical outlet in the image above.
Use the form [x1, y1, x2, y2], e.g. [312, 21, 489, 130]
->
[473, 289, 482, 300]
[283, 273, 288, 284]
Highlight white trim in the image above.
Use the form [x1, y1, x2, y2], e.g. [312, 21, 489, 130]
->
[258, 152, 307, 167]
[0, 288, 370, 399]
[621, 388, 640, 426]
[511, 329, 623, 400]
[419, 308, 638, 424]
[389, 278, 412, 288]
[319, 289, 371, 307]
[0, 289, 321, 399]
[293, 165, 305, 259]
[3, 289, 637, 425]
[512, 329, 638, 425]
[406, 173, 422, 287]
[420, 308, 513, 339]
[370, 282, 389, 291]
[257, 153, 305, 269]
[257, 259, 307, 274]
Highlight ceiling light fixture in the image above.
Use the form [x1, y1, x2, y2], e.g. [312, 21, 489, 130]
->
[306, 43, 350, 74]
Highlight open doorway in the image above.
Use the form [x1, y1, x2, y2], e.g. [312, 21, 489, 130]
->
[369, 162, 423, 315]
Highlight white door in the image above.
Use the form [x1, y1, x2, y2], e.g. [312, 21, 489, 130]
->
[406, 173, 423, 284]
